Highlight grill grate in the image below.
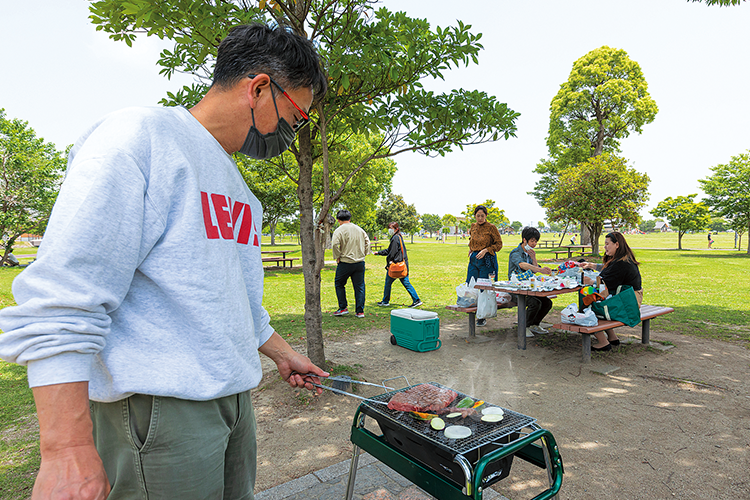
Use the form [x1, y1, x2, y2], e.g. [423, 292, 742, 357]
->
[360, 382, 536, 456]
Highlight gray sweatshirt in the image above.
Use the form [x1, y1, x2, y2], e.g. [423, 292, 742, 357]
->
[0, 106, 274, 402]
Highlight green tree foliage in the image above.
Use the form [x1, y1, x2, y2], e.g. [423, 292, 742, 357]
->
[689, 0, 745, 5]
[708, 217, 727, 233]
[441, 214, 458, 228]
[639, 219, 658, 233]
[699, 151, 750, 253]
[237, 153, 298, 246]
[420, 213, 442, 237]
[533, 46, 658, 205]
[462, 200, 509, 227]
[510, 221, 522, 232]
[544, 154, 650, 255]
[651, 195, 711, 250]
[88, 0, 521, 366]
[375, 194, 420, 242]
[0, 109, 65, 264]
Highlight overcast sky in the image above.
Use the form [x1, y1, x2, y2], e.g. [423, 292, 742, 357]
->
[2, 0, 749, 225]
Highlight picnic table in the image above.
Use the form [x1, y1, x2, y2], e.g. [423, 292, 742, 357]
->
[475, 283, 582, 350]
[553, 244, 592, 260]
[261, 250, 299, 268]
[537, 240, 560, 248]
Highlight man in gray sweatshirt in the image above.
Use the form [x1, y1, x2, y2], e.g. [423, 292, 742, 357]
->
[0, 24, 328, 500]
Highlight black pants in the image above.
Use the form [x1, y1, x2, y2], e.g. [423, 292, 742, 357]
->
[334, 261, 366, 313]
[526, 296, 553, 326]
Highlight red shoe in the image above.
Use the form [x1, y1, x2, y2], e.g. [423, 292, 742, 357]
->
[356, 312, 365, 318]
[333, 308, 349, 316]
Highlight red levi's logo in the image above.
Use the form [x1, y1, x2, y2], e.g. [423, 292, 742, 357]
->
[200, 191, 260, 246]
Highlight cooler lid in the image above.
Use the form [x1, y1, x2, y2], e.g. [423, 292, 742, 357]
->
[391, 309, 439, 320]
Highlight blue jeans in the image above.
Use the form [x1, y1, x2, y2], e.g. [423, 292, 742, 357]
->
[382, 274, 420, 303]
[466, 252, 496, 283]
[335, 260, 366, 313]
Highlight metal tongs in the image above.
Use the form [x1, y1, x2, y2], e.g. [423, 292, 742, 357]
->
[295, 373, 395, 405]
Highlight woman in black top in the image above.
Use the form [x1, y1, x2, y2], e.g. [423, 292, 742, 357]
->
[374, 222, 422, 308]
[581, 232, 643, 351]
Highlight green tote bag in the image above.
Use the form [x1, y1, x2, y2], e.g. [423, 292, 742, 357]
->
[591, 285, 641, 327]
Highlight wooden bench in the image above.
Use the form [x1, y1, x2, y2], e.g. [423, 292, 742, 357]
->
[446, 299, 517, 338]
[552, 305, 675, 363]
[262, 257, 299, 268]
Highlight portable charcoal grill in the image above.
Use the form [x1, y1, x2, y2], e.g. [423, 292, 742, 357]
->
[345, 382, 563, 500]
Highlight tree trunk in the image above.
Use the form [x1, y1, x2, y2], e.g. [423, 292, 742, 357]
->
[297, 127, 326, 369]
[678, 230, 684, 250]
[270, 221, 277, 246]
[581, 223, 591, 245]
[746, 221, 750, 254]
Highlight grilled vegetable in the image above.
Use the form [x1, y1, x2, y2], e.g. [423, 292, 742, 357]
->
[481, 407, 504, 416]
[444, 425, 472, 439]
[455, 397, 474, 409]
[410, 411, 438, 421]
[445, 412, 462, 419]
[481, 414, 504, 423]
[430, 417, 446, 430]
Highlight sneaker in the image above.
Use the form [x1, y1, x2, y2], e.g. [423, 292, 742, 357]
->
[525, 328, 535, 338]
[333, 308, 348, 316]
[377, 301, 390, 307]
[530, 325, 549, 335]
[409, 300, 423, 308]
[356, 312, 365, 318]
[476, 318, 487, 327]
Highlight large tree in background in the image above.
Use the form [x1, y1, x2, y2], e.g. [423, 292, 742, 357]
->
[0, 109, 65, 264]
[651, 195, 711, 250]
[462, 200, 509, 227]
[89, 0, 520, 367]
[699, 150, 750, 254]
[237, 154, 298, 246]
[533, 46, 657, 244]
[375, 194, 420, 242]
[420, 214, 442, 237]
[543, 154, 650, 255]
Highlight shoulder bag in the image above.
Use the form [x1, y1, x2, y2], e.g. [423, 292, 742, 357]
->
[590, 285, 641, 327]
[388, 235, 408, 279]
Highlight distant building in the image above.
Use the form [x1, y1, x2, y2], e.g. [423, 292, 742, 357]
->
[655, 221, 670, 232]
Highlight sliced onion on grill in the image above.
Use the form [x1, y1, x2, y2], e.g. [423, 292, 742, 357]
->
[481, 407, 504, 416]
[443, 425, 472, 439]
[481, 413, 504, 423]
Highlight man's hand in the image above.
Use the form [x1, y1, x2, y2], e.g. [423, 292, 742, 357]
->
[32, 382, 110, 499]
[540, 266, 553, 275]
[476, 249, 488, 259]
[259, 332, 329, 394]
[33, 443, 110, 499]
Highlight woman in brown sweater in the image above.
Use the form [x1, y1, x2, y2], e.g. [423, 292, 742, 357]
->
[466, 205, 503, 284]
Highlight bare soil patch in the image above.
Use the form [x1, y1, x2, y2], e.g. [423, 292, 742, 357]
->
[254, 314, 750, 499]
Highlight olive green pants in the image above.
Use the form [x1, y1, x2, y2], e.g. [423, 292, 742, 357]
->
[90, 390, 256, 500]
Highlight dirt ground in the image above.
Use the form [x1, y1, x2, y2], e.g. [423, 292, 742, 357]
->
[253, 313, 750, 500]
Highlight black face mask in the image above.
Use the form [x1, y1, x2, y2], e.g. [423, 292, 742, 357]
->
[238, 88, 296, 159]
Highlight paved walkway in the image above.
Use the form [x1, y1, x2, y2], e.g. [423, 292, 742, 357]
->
[255, 452, 509, 500]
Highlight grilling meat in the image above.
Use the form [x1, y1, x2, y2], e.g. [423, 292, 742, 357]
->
[388, 384, 457, 412]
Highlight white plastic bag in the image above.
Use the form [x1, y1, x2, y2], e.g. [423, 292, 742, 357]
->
[476, 289, 498, 320]
[456, 277, 479, 307]
[496, 291, 512, 305]
[560, 304, 598, 327]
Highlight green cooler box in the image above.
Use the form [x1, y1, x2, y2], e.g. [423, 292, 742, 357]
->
[389, 309, 441, 352]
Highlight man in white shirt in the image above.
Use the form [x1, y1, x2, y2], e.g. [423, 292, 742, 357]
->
[331, 210, 371, 318]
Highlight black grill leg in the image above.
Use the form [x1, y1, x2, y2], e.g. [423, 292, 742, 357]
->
[469, 312, 476, 338]
[642, 319, 650, 344]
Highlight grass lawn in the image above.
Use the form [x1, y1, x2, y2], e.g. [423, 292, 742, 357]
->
[0, 231, 748, 496]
